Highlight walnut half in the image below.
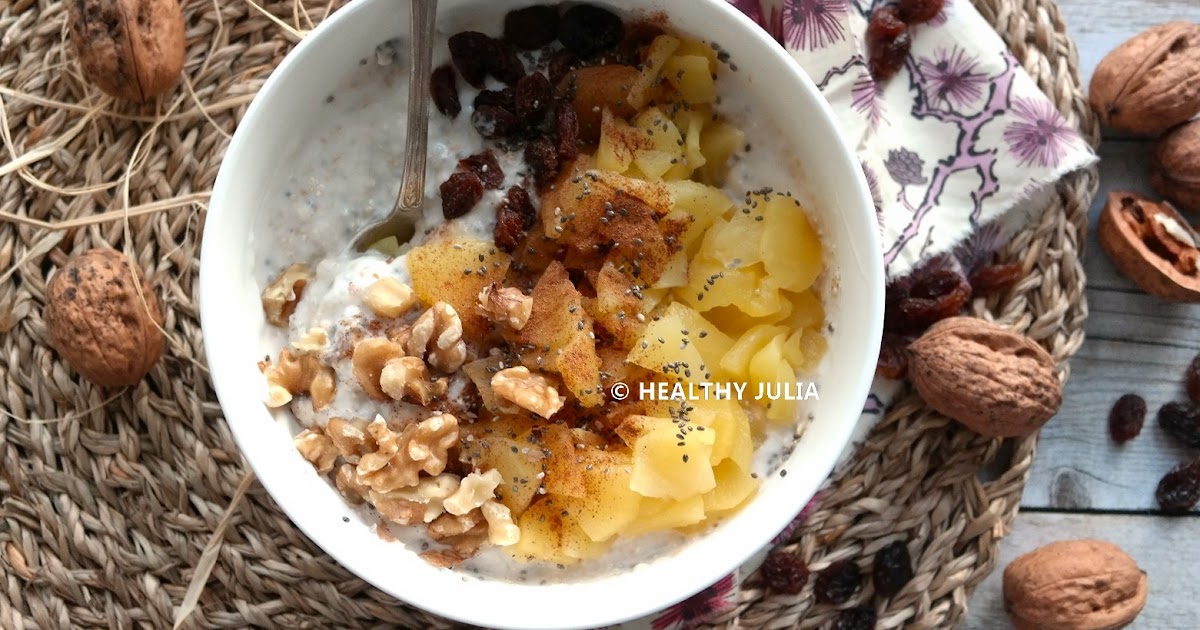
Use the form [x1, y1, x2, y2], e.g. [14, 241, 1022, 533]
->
[491, 366, 565, 419]
[261, 264, 314, 326]
[477, 283, 533, 330]
[407, 302, 467, 372]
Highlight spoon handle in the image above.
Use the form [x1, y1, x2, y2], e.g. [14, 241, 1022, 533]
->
[399, 0, 437, 212]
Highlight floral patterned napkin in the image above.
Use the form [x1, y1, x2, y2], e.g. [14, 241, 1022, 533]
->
[621, 0, 1096, 628]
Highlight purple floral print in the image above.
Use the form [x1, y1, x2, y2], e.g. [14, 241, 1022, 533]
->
[727, 0, 765, 29]
[851, 71, 886, 129]
[651, 573, 737, 630]
[918, 47, 985, 109]
[884, 148, 928, 187]
[1003, 96, 1079, 168]
[781, 0, 849, 50]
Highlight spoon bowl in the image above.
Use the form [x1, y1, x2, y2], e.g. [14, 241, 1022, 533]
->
[350, 0, 437, 252]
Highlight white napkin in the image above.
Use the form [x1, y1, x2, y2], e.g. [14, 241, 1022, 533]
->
[625, 0, 1097, 627]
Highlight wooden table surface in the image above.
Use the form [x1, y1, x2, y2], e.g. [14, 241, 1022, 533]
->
[963, 1, 1200, 627]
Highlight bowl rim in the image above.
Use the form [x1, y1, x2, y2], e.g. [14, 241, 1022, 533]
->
[199, 1, 884, 628]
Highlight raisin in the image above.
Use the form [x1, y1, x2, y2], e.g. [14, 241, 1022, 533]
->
[507, 185, 537, 228]
[558, 4, 624, 58]
[525, 137, 560, 187]
[1108, 394, 1146, 444]
[494, 199, 528, 253]
[867, 5, 907, 40]
[898, 0, 945, 23]
[440, 171, 484, 220]
[472, 105, 519, 139]
[1158, 401, 1200, 447]
[886, 268, 970, 334]
[504, 5, 560, 50]
[866, 6, 911, 82]
[491, 40, 527, 85]
[448, 31, 496, 89]
[547, 49, 580, 85]
[1156, 458, 1200, 514]
[814, 560, 862, 604]
[968, 262, 1023, 296]
[459, 151, 504, 190]
[430, 64, 461, 118]
[1187, 353, 1200, 404]
[555, 104, 580, 163]
[872, 541, 913, 598]
[760, 551, 809, 594]
[876, 333, 909, 380]
[869, 29, 911, 81]
[474, 88, 517, 113]
[515, 72, 552, 122]
[834, 607, 877, 630]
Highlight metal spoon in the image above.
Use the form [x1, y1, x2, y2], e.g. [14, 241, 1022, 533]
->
[351, 0, 438, 252]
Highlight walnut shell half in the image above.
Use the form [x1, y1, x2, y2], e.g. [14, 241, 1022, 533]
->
[68, 0, 186, 103]
[1004, 539, 1147, 630]
[43, 248, 164, 387]
[1098, 191, 1200, 302]
[908, 317, 1061, 438]
[1088, 21, 1200, 135]
[1152, 119, 1200, 213]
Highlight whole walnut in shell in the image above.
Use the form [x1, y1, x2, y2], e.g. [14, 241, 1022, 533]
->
[68, 0, 186, 103]
[908, 317, 1061, 437]
[1152, 119, 1200, 213]
[1088, 21, 1200, 135]
[44, 249, 164, 387]
[1004, 539, 1147, 630]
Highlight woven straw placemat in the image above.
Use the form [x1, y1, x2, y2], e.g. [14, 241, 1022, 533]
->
[0, 0, 1098, 628]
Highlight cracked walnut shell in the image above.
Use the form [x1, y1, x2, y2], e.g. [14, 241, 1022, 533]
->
[1004, 539, 1147, 630]
[1098, 191, 1200, 302]
[68, 0, 186, 103]
[44, 248, 164, 387]
[908, 317, 1061, 438]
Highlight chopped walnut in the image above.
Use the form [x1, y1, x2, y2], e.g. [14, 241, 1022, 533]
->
[444, 469, 503, 516]
[263, 349, 336, 410]
[380, 356, 436, 405]
[334, 463, 370, 504]
[261, 264, 314, 326]
[351, 337, 407, 401]
[357, 417, 422, 491]
[477, 283, 533, 330]
[420, 549, 472, 569]
[363, 277, 418, 318]
[294, 427, 338, 474]
[480, 500, 520, 546]
[428, 509, 486, 540]
[371, 492, 426, 525]
[491, 366, 565, 419]
[292, 328, 328, 352]
[393, 473, 460, 522]
[407, 413, 459, 476]
[326, 417, 376, 462]
[407, 302, 467, 372]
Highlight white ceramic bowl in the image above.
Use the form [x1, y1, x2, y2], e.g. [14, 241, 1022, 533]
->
[200, 1, 883, 628]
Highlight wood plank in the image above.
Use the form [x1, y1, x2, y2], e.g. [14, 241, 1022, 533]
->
[1056, 0, 1200, 91]
[964, 512, 1200, 629]
[1017, 134, 1200, 512]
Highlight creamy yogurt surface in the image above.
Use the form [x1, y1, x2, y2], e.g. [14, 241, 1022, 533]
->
[253, 29, 822, 581]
